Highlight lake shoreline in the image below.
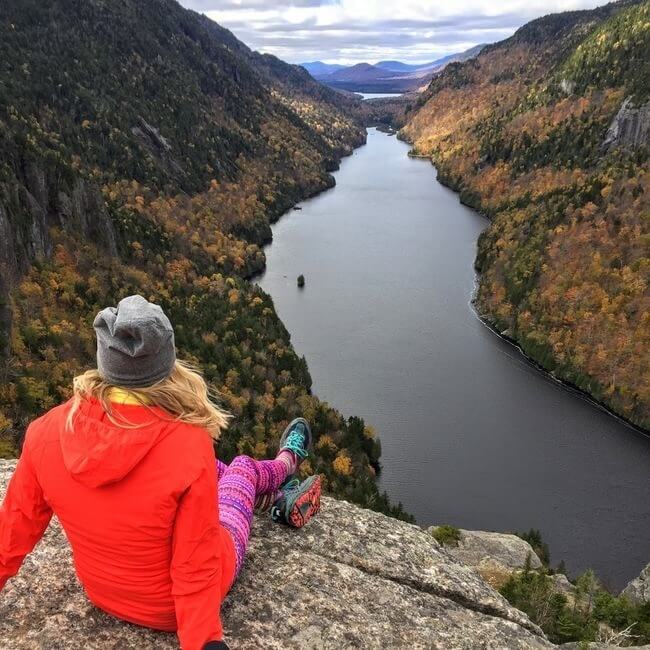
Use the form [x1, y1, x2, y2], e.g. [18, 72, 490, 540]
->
[256, 127, 650, 587]
[470, 301, 650, 439]
[255, 126, 649, 437]
[247, 137, 368, 282]
[254, 126, 649, 443]
[403, 139, 649, 437]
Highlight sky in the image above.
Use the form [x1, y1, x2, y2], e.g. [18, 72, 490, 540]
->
[178, 0, 610, 65]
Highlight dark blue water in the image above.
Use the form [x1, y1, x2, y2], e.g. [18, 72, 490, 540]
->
[258, 128, 650, 590]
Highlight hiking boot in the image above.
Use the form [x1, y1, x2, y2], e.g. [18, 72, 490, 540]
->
[278, 417, 312, 462]
[271, 475, 321, 528]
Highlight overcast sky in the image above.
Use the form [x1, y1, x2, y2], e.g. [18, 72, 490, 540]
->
[178, 0, 610, 65]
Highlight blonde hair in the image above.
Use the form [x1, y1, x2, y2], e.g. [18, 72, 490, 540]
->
[66, 359, 230, 439]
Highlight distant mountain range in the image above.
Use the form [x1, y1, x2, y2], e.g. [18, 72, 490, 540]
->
[301, 45, 486, 93]
[300, 61, 347, 76]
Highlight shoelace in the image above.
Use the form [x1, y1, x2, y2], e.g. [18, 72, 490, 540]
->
[282, 478, 300, 493]
[283, 428, 308, 459]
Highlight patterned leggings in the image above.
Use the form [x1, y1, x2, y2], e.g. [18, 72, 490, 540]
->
[216, 456, 290, 577]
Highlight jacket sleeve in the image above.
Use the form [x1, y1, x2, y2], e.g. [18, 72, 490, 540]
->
[0, 432, 53, 590]
[171, 437, 224, 650]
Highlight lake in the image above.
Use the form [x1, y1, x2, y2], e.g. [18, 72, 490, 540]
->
[258, 128, 650, 589]
[358, 92, 403, 99]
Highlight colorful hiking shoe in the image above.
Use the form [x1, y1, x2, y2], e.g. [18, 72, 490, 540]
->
[278, 417, 312, 462]
[271, 475, 321, 528]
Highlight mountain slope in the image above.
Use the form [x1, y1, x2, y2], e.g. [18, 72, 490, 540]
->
[0, 0, 410, 518]
[402, 0, 649, 428]
[189, 12, 368, 148]
[435, 44, 487, 68]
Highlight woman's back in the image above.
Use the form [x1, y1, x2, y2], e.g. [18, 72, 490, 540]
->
[21, 397, 232, 630]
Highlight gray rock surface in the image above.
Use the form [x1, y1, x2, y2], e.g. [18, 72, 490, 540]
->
[549, 573, 576, 599]
[427, 526, 543, 587]
[0, 459, 552, 649]
[131, 116, 185, 179]
[602, 96, 650, 150]
[622, 562, 650, 605]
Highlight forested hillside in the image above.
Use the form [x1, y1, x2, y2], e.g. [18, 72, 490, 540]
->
[402, 0, 649, 429]
[0, 0, 410, 518]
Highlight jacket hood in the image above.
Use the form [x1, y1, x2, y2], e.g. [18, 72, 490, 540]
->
[60, 399, 175, 488]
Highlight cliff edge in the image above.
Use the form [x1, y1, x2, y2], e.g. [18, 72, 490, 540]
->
[0, 460, 550, 649]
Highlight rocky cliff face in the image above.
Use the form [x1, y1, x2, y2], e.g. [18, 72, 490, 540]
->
[0, 460, 552, 649]
[0, 164, 118, 358]
[602, 97, 650, 150]
[622, 562, 650, 605]
[0, 163, 119, 281]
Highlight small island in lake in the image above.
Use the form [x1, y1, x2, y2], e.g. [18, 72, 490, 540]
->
[297, 274, 305, 287]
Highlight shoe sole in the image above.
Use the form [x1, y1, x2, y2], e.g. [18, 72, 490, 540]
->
[288, 475, 321, 528]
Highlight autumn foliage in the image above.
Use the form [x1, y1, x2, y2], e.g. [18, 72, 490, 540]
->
[0, 0, 410, 520]
[402, 1, 649, 428]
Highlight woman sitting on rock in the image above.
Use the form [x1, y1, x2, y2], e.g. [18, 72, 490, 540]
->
[0, 295, 321, 650]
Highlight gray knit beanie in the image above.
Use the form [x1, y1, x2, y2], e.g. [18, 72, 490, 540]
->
[93, 295, 176, 388]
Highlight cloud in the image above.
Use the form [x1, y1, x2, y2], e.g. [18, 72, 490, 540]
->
[177, 0, 612, 64]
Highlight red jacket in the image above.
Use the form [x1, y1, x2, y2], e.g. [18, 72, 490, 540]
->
[0, 398, 236, 649]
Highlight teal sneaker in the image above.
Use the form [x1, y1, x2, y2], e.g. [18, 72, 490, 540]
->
[271, 475, 321, 528]
[278, 417, 312, 462]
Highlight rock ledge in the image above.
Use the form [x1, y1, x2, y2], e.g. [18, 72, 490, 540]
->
[0, 459, 551, 649]
[427, 526, 543, 588]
